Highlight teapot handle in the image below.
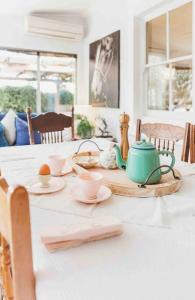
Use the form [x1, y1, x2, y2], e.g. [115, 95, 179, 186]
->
[158, 150, 175, 175]
[138, 165, 180, 188]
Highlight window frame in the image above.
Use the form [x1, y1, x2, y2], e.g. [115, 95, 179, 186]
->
[0, 47, 77, 113]
[140, 0, 194, 120]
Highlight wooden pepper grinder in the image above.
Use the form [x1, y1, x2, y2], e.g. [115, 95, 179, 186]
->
[120, 113, 130, 161]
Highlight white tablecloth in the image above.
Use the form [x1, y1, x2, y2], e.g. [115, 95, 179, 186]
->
[1, 139, 195, 299]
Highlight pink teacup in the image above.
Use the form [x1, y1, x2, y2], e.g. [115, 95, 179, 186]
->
[48, 155, 66, 176]
[77, 172, 103, 200]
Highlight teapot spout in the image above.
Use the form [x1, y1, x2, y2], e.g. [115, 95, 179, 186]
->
[113, 144, 127, 170]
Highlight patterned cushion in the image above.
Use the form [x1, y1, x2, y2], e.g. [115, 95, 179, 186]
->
[1, 109, 17, 145]
[0, 123, 9, 147]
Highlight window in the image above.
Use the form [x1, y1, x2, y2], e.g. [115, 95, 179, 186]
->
[145, 1, 192, 112]
[0, 49, 77, 113]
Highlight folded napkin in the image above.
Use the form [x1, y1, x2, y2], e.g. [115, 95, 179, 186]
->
[41, 216, 123, 251]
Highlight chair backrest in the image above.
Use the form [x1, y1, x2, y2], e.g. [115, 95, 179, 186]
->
[135, 119, 190, 162]
[189, 124, 195, 163]
[0, 177, 35, 300]
[27, 107, 74, 144]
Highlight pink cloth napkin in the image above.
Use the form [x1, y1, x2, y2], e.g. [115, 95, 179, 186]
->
[41, 216, 123, 251]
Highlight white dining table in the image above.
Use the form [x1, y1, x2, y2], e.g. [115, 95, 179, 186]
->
[1, 139, 195, 300]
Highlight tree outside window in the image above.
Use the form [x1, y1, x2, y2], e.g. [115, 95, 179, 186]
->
[0, 49, 76, 113]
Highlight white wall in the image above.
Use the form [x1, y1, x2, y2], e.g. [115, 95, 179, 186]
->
[134, 0, 195, 128]
[79, 0, 131, 139]
[1, 0, 187, 140]
[79, 0, 171, 140]
[0, 14, 84, 104]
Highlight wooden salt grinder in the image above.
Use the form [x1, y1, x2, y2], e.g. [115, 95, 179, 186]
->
[120, 113, 130, 161]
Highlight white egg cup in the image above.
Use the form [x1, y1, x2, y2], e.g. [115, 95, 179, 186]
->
[39, 175, 51, 188]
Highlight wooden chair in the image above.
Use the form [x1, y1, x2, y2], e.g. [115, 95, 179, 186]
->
[27, 107, 75, 145]
[135, 119, 190, 162]
[0, 177, 35, 300]
[189, 124, 195, 163]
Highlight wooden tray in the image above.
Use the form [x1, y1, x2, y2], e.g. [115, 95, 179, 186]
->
[88, 168, 182, 198]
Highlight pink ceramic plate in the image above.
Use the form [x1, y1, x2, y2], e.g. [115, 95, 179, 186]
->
[28, 178, 66, 195]
[51, 165, 72, 177]
[71, 185, 112, 204]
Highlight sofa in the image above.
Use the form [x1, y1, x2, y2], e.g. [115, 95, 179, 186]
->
[0, 112, 36, 123]
[0, 111, 41, 147]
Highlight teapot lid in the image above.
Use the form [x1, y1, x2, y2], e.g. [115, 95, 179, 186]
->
[132, 139, 155, 150]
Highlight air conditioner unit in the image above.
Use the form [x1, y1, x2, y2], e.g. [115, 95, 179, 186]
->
[25, 15, 84, 41]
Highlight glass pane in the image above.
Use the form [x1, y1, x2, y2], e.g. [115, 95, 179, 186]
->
[0, 50, 37, 112]
[171, 60, 192, 111]
[147, 64, 169, 110]
[170, 2, 192, 58]
[146, 14, 166, 64]
[39, 54, 76, 112]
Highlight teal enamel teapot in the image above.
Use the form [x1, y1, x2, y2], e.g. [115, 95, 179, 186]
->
[114, 140, 175, 185]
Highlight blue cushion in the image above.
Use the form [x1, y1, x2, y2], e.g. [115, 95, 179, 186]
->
[34, 131, 41, 144]
[15, 117, 41, 146]
[0, 112, 38, 122]
[15, 117, 30, 145]
[0, 113, 5, 122]
[0, 123, 9, 147]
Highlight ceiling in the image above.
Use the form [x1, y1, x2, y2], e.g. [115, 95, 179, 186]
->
[0, 0, 93, 16]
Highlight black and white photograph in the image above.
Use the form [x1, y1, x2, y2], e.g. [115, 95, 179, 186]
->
[89, 31, 120, 108]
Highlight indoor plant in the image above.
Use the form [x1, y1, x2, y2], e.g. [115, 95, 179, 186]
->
[76, 114, 94, 139]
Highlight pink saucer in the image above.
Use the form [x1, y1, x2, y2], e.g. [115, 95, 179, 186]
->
[71, 185, 112, 204]
[51, 165, 72, 177]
